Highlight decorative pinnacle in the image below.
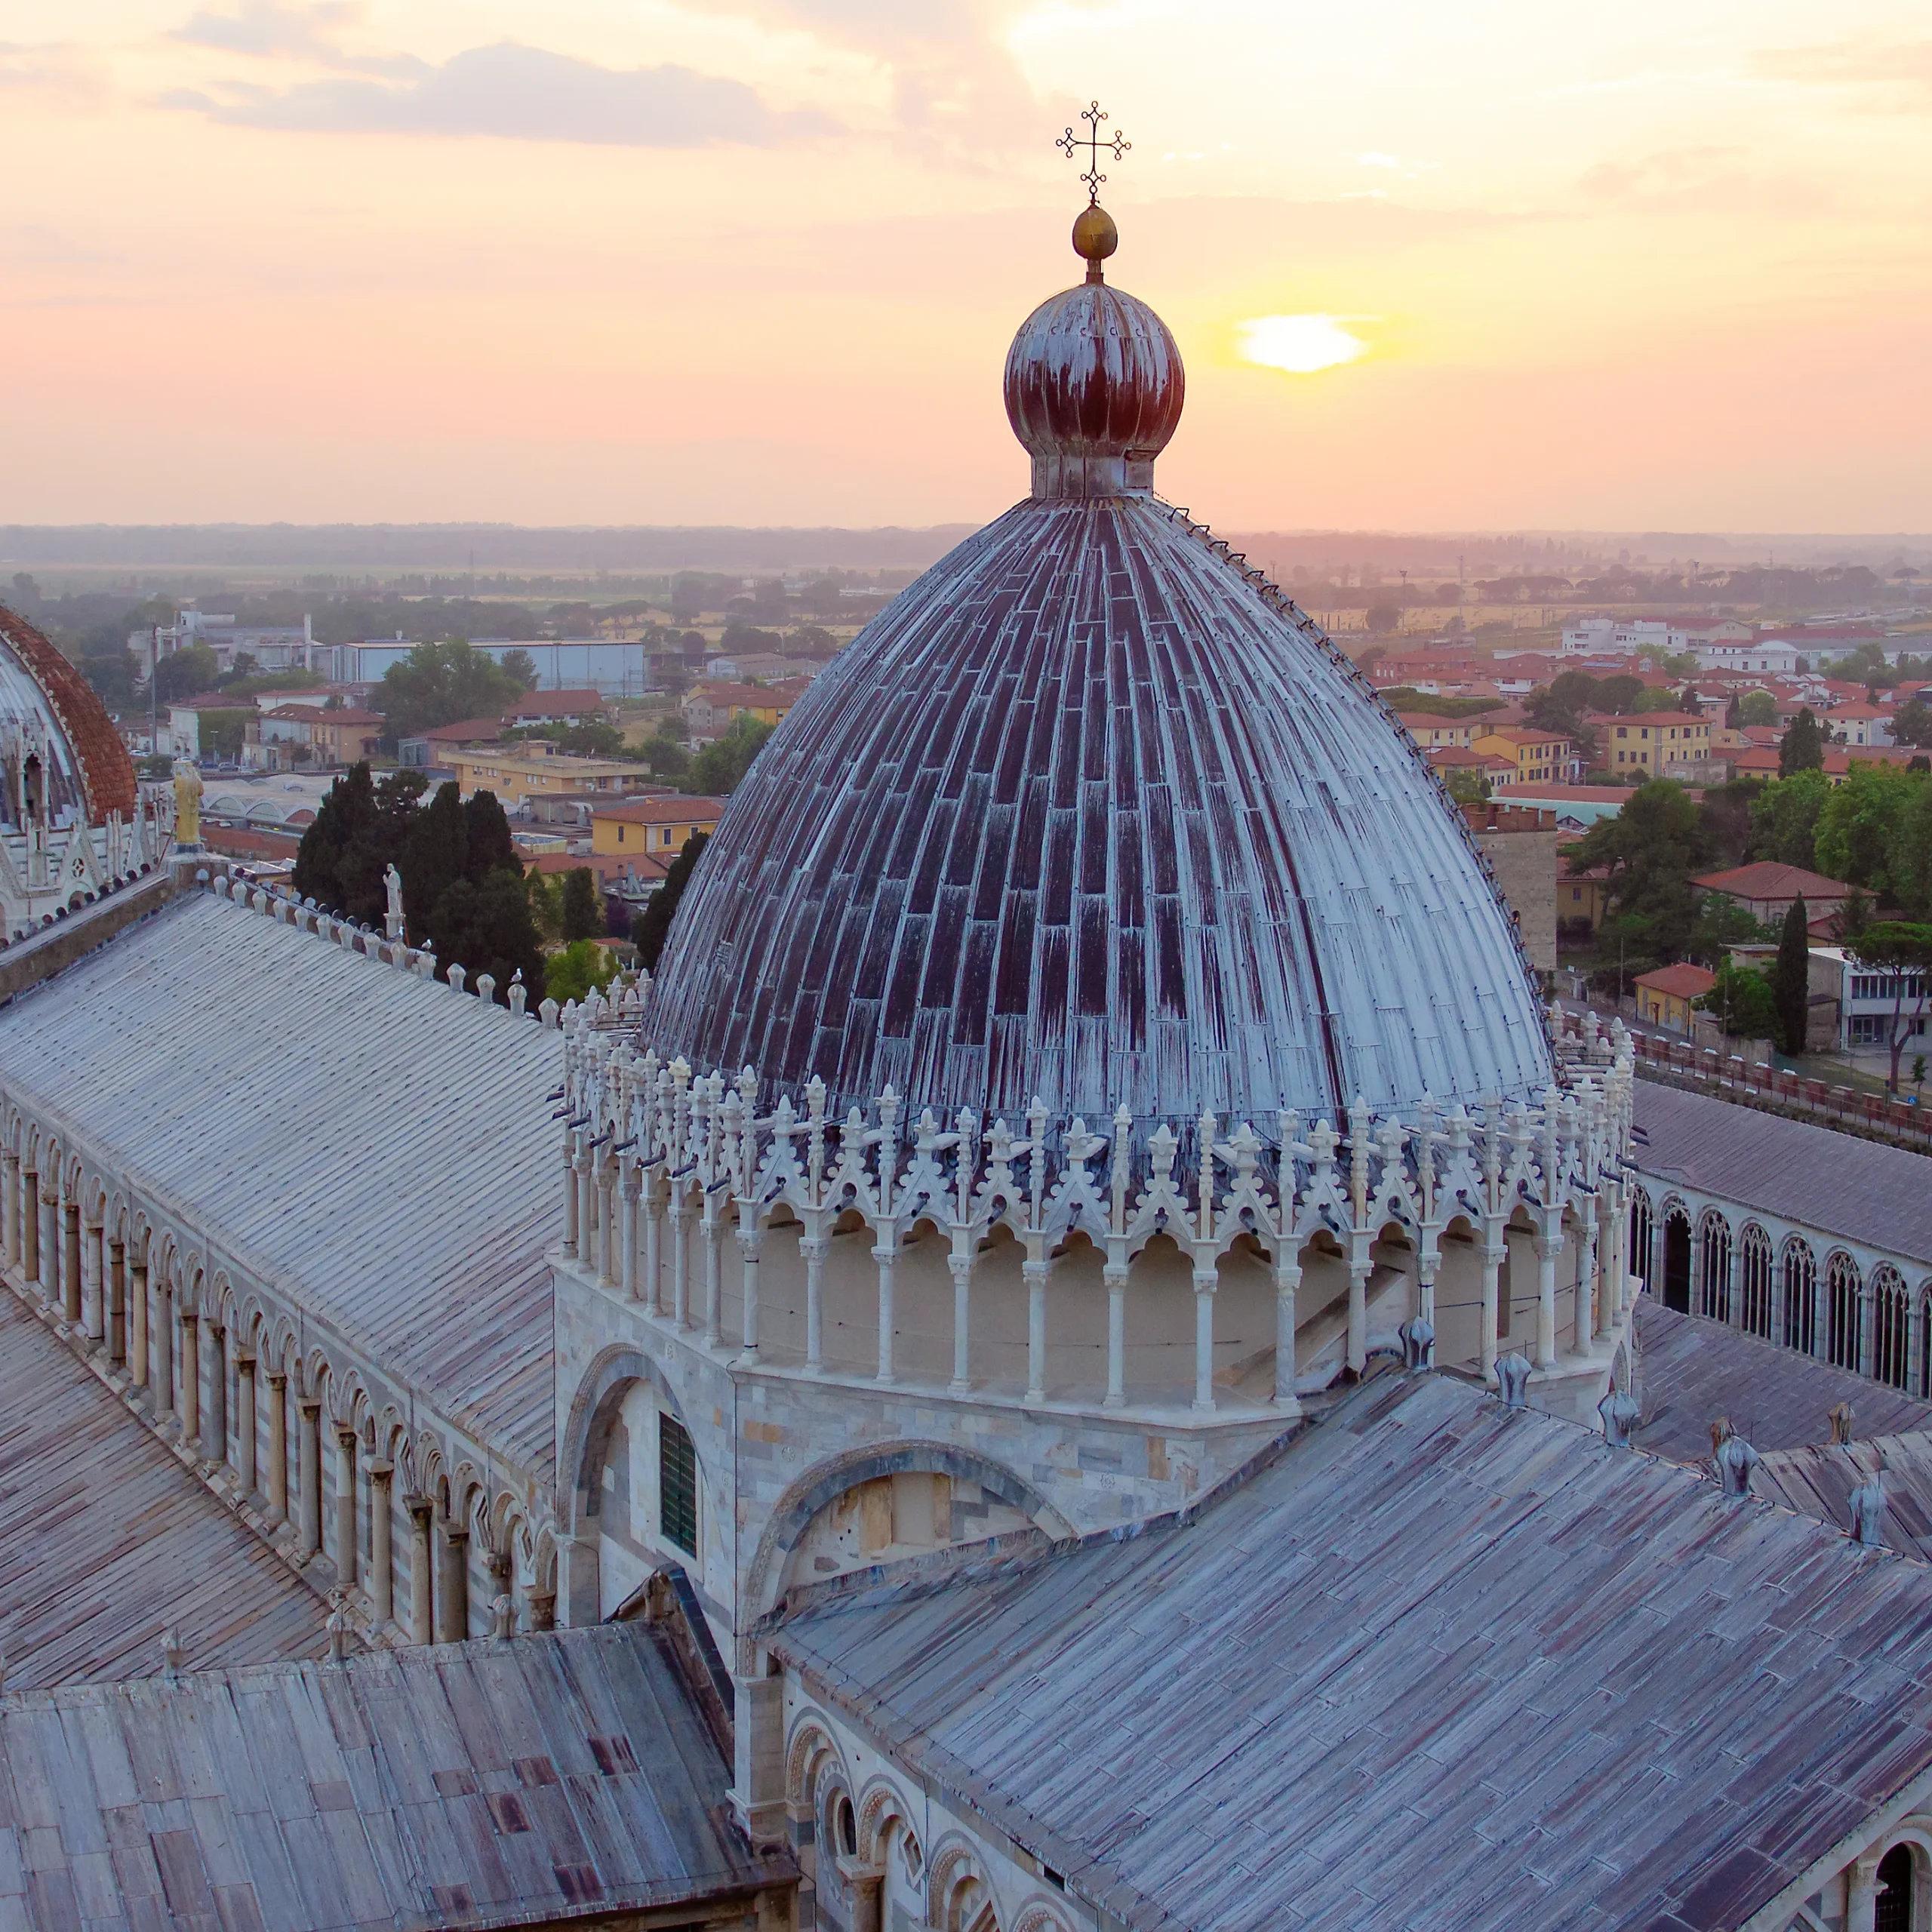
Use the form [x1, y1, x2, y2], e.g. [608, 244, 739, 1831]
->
[1057, 100, 1128, 207]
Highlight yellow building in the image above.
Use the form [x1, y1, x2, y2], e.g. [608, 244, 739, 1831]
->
[1470, 727, 1572, 786]
[1589, 712, 1715, 777]
[1634, 961, 1717, 1033]
[445, 746, 665, 808]
[591, 795, 730, 858]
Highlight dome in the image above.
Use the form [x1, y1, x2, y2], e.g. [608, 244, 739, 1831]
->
[0, 604, 138, 829]
[641, 242, 1551, 1131]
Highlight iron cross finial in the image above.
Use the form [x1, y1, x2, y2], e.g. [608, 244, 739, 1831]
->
[1057, 100, 1128, 207]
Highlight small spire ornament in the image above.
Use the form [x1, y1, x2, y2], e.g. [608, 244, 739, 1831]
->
[1057, 99, 1128, 205]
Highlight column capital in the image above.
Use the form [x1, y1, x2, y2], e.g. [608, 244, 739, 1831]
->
[333, 1420, 358, 1448]
[296, 1393, 321, 1417]
[405, 1493, 435, 1521]
[235, 1349, 257, 1371]
[366, 1457, 395, 1481]
[265, 1368, 288, 1389]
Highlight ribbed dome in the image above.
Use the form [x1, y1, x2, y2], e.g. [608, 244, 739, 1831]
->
[642, 488, 1551, 1130]
[1004, 282, 1183, 500]
[0, 604, 138, 828]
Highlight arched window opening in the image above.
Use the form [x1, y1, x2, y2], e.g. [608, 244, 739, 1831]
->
[1875, 1844, 1914, 1932]
[1828, 1253, 1862, 1372]
[658, 1411, 697, 1556]
[1628, 1189, 1654, 1295]
[1872, 1268, 1911, 1391]
[1921, 1290, 1932, 1401]
[1697, 1212, 1733, 1324]
[1783, 1240, 1817, 1355]
[1739, 1226, 1774, 1340]
[835, 1794, 857, 1860]
[1662, 1208, 1691, 1314]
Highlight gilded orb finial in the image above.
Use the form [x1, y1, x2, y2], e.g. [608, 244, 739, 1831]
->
[1072, 202, 1118, 284]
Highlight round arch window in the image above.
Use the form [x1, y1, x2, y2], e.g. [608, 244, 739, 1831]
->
[1877, 1844, 1915, 1932]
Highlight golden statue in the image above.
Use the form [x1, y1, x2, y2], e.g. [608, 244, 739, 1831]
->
[171, 758, 203, 847]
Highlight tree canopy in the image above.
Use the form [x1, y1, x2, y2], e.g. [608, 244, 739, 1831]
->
[376, 640, 529, 741]
[1779, 708, 1826, 775]
[1772, 896, 1810, 1055]
[686, 715, 773, 795]
[632, 831, 707, 972]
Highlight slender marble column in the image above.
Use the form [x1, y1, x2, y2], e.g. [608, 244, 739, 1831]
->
[619, 1168, 639, 1300]
[179, 1313, 202, 1449]
[1346, 1255, 1371, 1377]
[437, 1522, 471, 1641]
[296, 1398, 322, 1558]
[952, 1249, 977, 1395]
[2, 1153, 17, 1266]
[703, 1211, 723, 1349]
[737, 1226, 763, 1361]
[669, 1198, 691, 1329]
[1479, 1238, 1504, 1383]
[801, 1235, 827, 1370]
[406, 1496, 435, 1643]
[334, 1423, 358, 1591]
[1534, 1232, 1562, 1370]
[1574, 1222, 1597, 1356]
[128, 1261, 148, 1389]
[368, 1460, 395, 1627]
[597, 1164, 617, 1287]
[878, 1239, 902, 1387]
[210, 1324, 232, 1468]
[1596, 1196, 1620, 1343]
[560, 1138, 580, 1259]
[81, 1219, 103, 1341]
[106, 1239, 126, 1365]
[235, 1352, 257, 1495]
[1274, 1256, 1302, 1409]
[641, 1176, 664, 1314]
[576, 1152, 596, 1275]
[1192, 1266, 1217, 1413]
[525, 1587, 556, 1632]
[62, 1202, 82, 1325]
[264, 1371, 288, 1524]
[151, 1284, 173, 1416]
[1023, 1254, 1047, 1402]
[21, 1172, 40, 1287]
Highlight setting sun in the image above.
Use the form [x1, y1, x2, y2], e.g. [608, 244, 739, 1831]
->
[1237, 314, 1373, 376]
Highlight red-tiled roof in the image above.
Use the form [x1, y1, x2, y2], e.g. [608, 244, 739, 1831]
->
[0, 603, 137, 821]
[417, 715, 509, 742]
[1634, 961, 1718, 1001]
[592, 795, 728, 825]
[1693, 861, 1850, 900]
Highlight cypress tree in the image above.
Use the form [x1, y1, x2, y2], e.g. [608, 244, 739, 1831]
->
[632, 831, 707, 972]
[462, 788, 518, 884]
[400, 780, 467, 940]
[1772, 894, 1810, 1055]
[1780, 708, 1825, 777]
[561, 866, 603, 943]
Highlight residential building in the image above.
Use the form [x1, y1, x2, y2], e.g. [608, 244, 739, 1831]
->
[1422, 745, 1517, 789]
[1694, 638, 1803, 675]
[1815, 945, 1932, 1053]
[134, 608, 318, 675]
[1826, 700, 1896, 748]
[590, 795, 730, 860]
[1469, 725, 1574, 786]
[309, 708, 386, 766]
[1558, 863, 1614, 935]
[1634, 960, 1718, 1032]
[502, 689, 608, 729]
[445, 745, 663, 807]
[1690, 862, 1852, 927]
[1395, 712, 1479, 749]
[1494, 781, 1652, 828]
[1461, 801, 1558, 973]
[1589, 711, 1714, 777]
[681, 681, 803, 741]
[397, 715, 510, 768]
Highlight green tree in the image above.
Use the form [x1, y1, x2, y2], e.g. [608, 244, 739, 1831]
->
[632, 830, 707, 972]
[1686, 893, 1770, 965]
[561, 866, 603, 943]
[1443, 766, 1491, 805]
[1779, 707, 1826, 776]
[1593, 673, 1645, 715]
[400, 780, 468, 940]
[1569, 779, 1706, 976]
[1814, 762, 1921, 895]
[376, 640, 526, 741]
[1850, 921, 1932, 1091]
[686, 715, 772, 795]
[1738, 691, 1777, 728]
[294, 761, 380, 919]
[152, 643, 220, 703]
[498, 648, 541, 690]
[1364, 601, 1402, 635]
[543, 938, 617, 1008]
[1632, 686, 1681, 713]
[1749, 769, 1830, 870]
[463, 789, 518, 881]
[1893, 695, 1932, 749]
[429, 869, 546, 1004]
[1697, 962, 1779, 1041]
[1772, 896, 1810, 1054]
[1696, 777, 1763, 871]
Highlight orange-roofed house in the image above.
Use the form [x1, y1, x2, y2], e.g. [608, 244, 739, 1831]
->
[681, 682, 802, 742]
[1634, 961, 1718, 1033]
[590, 795, 731, 860]
[1691, 862, 1851, 925]
[1396, 712, 1479, 749]
[1469, 725, 1575, 787]
[1587, 711, 1714, 778]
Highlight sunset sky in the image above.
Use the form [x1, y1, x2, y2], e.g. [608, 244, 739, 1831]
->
[3, 0, 1929, 532]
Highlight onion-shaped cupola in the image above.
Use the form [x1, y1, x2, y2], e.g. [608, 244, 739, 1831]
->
[1003, 203, 1184, 500]
[639, 204, 1551, 1133]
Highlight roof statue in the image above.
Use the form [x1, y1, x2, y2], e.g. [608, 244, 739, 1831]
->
[384, 860, 405, 939]
[171, 757, 203, 848]
[639, 148, 1549, 1135]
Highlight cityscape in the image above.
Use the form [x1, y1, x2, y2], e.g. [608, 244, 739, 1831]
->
[2, 6, 1931, 1931]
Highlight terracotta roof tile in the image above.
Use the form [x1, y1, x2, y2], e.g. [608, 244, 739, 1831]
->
[0, 602, 137, 820]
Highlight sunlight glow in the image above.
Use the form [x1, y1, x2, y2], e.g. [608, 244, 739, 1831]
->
[1238, 314, 1371, 376]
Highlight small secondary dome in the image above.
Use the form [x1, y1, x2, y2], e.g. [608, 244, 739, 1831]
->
[1003, 205, 1183, 501]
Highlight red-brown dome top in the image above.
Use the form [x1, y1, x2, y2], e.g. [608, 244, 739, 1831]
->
[1001, 205, 1183, 500]
[0, 603, 138, 824]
